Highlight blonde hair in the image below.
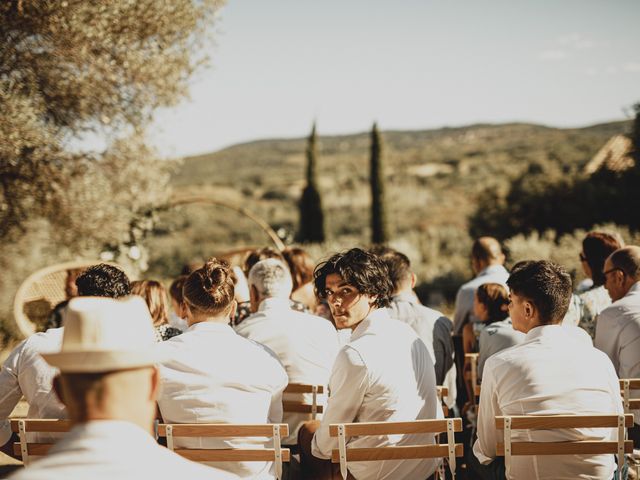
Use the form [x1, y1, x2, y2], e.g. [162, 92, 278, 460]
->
[130, 280, 169, 327]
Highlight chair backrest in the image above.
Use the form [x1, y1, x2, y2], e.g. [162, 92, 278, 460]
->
[157, 423, 290, 480]
[10, 419, 72, 464]
[436, 386, 449, 416]
[329, 418, 463, 480]
[495, 414, 634, 480]
[619, 379, 640, 412]
[283, 383, 325, 420]
[464, 353, 481, 400]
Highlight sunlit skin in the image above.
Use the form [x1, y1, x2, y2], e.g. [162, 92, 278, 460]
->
[508, 291, 542, 334]
[324, 273, 378, 330]
[603, 257, 627, 302]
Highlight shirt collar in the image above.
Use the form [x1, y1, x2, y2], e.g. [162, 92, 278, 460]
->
[391, 291, 417, 304]
[350, 308, 391, 341]
[69, 420, 153, 442]
[626, 281, 640, 297]
[258, 297, 292, 312]
[477, 264, 508, 277]
[187, 321, 235, 334]
[524, 323, 589, 343]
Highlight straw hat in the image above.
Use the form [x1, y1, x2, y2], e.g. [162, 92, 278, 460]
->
[42, 296, 165, 373]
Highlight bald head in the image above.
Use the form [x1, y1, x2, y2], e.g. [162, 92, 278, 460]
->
[471, 237, 505, 273]
[609, 246, 640, 282]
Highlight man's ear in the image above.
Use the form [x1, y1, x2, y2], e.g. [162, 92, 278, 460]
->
[523, 300, 535, 319]
[410, 273, 417, 289]
[52, 374, 67, 407]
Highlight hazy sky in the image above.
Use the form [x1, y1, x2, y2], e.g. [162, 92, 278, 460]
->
[149, 0, 640, 158]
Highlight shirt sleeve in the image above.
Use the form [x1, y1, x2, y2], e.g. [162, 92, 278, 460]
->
[473, 357, 500, 464]
[433, 316, 454, 385]
[311, 347, 369, 459]
[0, 340, 27, 446]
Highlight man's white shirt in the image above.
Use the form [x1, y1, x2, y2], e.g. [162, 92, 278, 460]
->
[234, 297, 340, 444]
[595, 281, 640, 424]
[452, 265, 509, 335]
[474, 325, 623, 480]
[311, 308, 442, 480]
[156, 322, 288, 479]
[9, 420, 239, 480]
[0, 328, 65, 445]
[387, 292, 456, 408]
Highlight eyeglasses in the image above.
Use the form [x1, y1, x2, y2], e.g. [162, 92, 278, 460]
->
[602, 267, 624, 277]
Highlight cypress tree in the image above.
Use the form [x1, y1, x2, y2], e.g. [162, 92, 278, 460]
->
[296, 122, 326, 243]
[370, 122, 389, 244]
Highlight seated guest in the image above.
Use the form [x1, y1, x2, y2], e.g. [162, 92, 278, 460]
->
[299, 248, 441, 480]
[282, 247, 318, 312]
[474, 283, 525, 380]
[235, 259, 340, 445]
[168, 275, 189, 332]
[374, 246, 456, 410]
[235, 247, 307, 325]
[472, 261, 624, 480]
[10, 297, 238, 480]
[131, 280, 182, 342]
[0, 264, 130, 458]
[156, 258, 288, 479]
[577, 231, 623, 337]
[596, 245, 640, 447]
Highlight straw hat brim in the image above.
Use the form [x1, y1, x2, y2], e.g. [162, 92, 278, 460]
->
[42, 348, 166, 373]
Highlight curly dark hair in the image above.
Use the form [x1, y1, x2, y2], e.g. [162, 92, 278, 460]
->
[507, 260, 572, 324]
[75, 264, 131, 298]
[314, 248, 392, 308]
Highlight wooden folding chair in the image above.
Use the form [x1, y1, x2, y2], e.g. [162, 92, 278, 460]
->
[495, 414, 634, 480]
[436, 386, 449, 416]
[619, 379, 640, 413]
[10, 419, 72, 464]
[464, 353, 481, 401]
[157, 423, 290, 480]
[329, 418, 463, 479]
[283, 383, 325, 420]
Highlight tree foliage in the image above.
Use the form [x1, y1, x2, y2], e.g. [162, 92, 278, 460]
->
[297, 122, 325, 243]
[470, 103, 640, 239]
[370, 122, 389, 244]
[0, 0, 224, 249]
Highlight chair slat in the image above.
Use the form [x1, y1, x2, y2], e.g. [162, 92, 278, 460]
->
[157, 424, 288, 437]
[495, 415, 634, 430]
[628, 400, 640, 409]
[436, 386, 448, 397]
[329, 418, 462, 437]
[13, 443, 54, 457]
[619, 379, 640, 389]
[284, 384, 325, 394]
[174, 448, 291, 462]
[282, 401, 324, 414]
[496, 440, 634, 456]
[330, 444, 463, 462]
[10, 419, 72, 433]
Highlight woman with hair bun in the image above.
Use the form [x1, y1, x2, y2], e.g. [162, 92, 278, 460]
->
[155, 258, 288, 479]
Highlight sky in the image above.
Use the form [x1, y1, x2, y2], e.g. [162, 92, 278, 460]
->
[148, 0, 640, 158]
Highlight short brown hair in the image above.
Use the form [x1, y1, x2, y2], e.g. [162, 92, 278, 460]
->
[131, 280, 169, 327]
[609, 246, 640, 281]
[369, 246, 412, 290]
[183, 258, 235, 316]
[507, 260, 572, 324]
[471, 237, 503, 264]
[476, 283, 509, 325]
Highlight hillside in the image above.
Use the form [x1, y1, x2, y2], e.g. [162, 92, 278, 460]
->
[147, 120, 631, 282]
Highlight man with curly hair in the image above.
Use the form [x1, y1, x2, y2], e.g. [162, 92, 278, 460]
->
[298, 248, 442, 480]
